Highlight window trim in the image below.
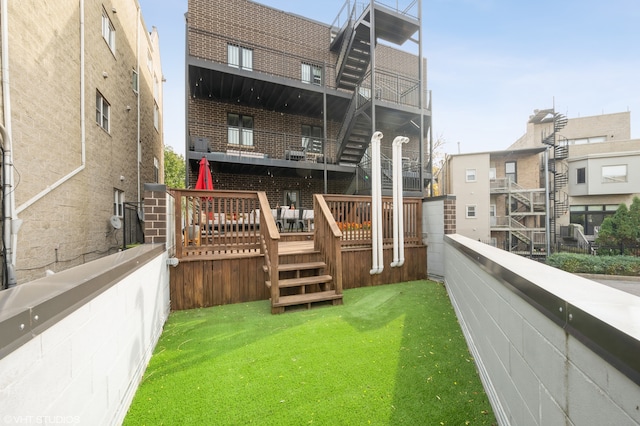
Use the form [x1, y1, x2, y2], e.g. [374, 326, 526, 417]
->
[301, 62, 322, 86]
[101, 9, 116, 53]
[601, 164, 627, 183]
[96, 91, 110, 133]
[466, 204, 477, 219]
[505, 161, 517, 183]
[114, 189, 125, 217]
[227, 113, 254, 146]
[227, 44, 253, 71]
[465, 168, 477, 182]
[576, 167, 586, 184]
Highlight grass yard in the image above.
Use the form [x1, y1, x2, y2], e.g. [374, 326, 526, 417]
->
[125, 280, 496, 425]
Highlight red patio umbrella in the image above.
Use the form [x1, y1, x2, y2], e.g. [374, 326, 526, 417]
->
[195, 156, 214, 190]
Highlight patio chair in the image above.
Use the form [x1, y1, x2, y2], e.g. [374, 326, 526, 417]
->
[288, 208, 305, 232]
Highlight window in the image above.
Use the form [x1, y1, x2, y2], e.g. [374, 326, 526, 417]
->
[505, 161, 517, 183]
[301, 125, 323, 153]
[489, 167, 496, 180]
[96, 91, 110, 132]
[466, 205, 477, 218]
[301, 63, 322, 85]
[465, 169, 477, 182]
[489, 204, 496, 226]
[576, 167, 586, 184]
[601, 165, 627, 183]
[154, 157, 159, 183]
[568, 136, 607, 145]
[284, 190, 299, 209]
[227, 44, 253, 71]
[153, 102, 159, 131]
[101, 9, 115, 52]
[227, 113, 254, 146]
[114, 189, 125, 217]
[132, 69, 139, 93]
[153, 74, 159, 100]
[147, 50, 153, 72]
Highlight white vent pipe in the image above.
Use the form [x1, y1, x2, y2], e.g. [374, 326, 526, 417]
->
[391, 136, 409, 267]
[369, 131, 384, 275]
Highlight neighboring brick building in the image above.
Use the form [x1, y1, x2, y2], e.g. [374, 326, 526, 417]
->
[0, 0, 164, 284]
[186, 0, 431, 208]
[442, 110, 639, 256]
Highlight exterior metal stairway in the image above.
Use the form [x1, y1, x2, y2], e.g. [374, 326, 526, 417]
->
[541, 112, 570, 238]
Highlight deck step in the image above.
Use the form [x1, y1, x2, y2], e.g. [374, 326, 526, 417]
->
[273, 291, 343, 308]
[278, 261, 326, 272]
[266, 274, 332, 289]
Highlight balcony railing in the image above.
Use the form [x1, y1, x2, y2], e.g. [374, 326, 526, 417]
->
[189, 123, 341, 165]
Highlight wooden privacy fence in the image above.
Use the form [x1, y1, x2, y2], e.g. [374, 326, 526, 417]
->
[322, 194, 423, 248]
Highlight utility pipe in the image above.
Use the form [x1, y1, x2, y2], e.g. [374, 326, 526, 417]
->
[391, 136, 409, 267]
[369, 131, 383, 275]
[1, 0, 17, 286]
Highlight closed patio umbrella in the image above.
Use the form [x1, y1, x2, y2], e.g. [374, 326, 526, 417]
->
[195, 156, 213, 191]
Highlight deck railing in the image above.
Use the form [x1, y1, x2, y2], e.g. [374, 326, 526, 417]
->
[313, 194, 344, 296]
[173, 189, 272, 259]
[322, 194, 422, 248]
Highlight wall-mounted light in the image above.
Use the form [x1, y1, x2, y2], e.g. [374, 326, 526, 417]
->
[102, 71, 108, 78]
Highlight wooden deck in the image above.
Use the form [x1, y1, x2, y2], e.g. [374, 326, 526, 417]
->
[169, 191, 427, 312]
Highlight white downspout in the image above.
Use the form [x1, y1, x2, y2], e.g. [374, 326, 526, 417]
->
[1, 0, 18, 286]
[15, 0, 86, 218]
[369, 131, 383, 275]
[136, 6, 141, 204]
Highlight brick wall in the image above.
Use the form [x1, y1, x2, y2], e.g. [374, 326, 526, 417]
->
[144, 184, 168, 244]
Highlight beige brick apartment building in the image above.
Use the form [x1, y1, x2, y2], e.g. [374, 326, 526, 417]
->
[185, 0, 431, 209]
[0, 0, 164, 285]
[443, 110, 639, 256]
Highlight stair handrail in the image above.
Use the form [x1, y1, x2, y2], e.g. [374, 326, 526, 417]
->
[314, 194, 343, 296]
[257, 192, 280, 305]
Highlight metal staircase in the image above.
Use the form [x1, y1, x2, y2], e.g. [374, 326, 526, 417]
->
[541, 112, 569, 243]
[330, 1, 422, 166]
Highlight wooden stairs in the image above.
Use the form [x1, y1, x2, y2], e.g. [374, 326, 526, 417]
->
[265, 251, 343, 314]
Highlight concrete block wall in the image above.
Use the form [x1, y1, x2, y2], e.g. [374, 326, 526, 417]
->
[444, 234, 640, 426]
[0, 246, 170, 425]
[423, 195, 456, 280]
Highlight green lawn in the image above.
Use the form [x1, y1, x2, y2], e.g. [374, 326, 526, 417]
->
[125, 281, 495, 425]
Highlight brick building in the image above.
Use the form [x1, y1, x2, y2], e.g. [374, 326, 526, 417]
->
[0, 0, 164, 284]
[442, 110, 639, 256]
[185, 0, 431, 209]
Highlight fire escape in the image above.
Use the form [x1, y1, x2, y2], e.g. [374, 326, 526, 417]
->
[542, 111, 569, 245]
[329, 0, 429, 195]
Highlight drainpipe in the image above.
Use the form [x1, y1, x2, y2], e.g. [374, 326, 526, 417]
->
[136, 6, 141, 205]
[15, 0, 86, 218]
[1, 0, 17, 287]
[369, 131, 383, 275]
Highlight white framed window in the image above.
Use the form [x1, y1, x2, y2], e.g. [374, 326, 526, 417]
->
[227, 44, 253, 71]
[114, 189, 125, 217]
[466, 204, 477, 218]
[489, 167, 496, 180]
[153, 102, 159, 131]
[465, 168, 477, 182]
[601, 165, 627, 183]
[227, 113, 254, 146]
[154, 157, 159, 183]
[301, 63, 322, 85]
[96, 91, 110, 132]
[132, 69, 139, 93]
[101, 9, 115, 53]
[505, 161, 517, 183]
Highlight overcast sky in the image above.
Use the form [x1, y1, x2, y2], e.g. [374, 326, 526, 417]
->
[138, 0, 640, 158]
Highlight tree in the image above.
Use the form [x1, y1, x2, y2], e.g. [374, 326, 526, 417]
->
[164, 146, 186, 189]
[595, 196, 640, 247]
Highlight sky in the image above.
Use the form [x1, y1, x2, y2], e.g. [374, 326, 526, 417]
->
[138, 0, 640, 159]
